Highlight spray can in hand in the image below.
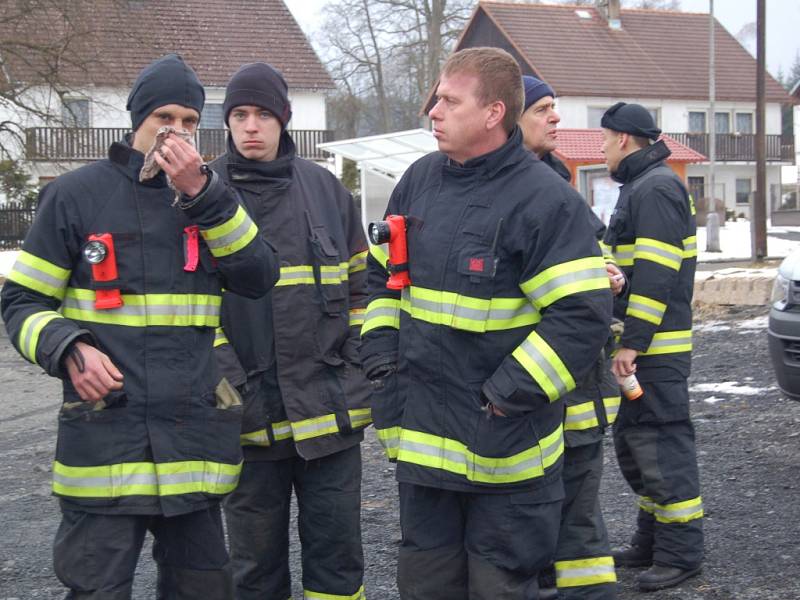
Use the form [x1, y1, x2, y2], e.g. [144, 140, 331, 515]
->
[619, 374, 643, 401]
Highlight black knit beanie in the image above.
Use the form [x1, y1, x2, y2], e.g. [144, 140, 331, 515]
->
[126, 54, 205, 131]
[223, 63, 292, 128]
[601, 102, 661, 141]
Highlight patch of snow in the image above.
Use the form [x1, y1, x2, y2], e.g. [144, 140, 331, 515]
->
[0, 250, 18, 277]
[703, 396, 726, 404]
[693, 320, 732, 333]
[690, 382, 775, 396]
[735, 316, 768, 330]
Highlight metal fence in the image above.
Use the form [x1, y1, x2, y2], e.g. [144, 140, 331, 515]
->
[0, 205, 35, 249]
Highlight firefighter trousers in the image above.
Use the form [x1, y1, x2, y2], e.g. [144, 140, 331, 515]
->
[613, 388, 704, 571]
[53, 505, 232, 599]
[550, 442, 617, 600]
[397, 481, 562, 600]
[223, 445, 364, 600]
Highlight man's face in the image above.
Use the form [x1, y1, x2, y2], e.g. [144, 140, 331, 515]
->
[601, 127, 625, 173]
[519, 96, 560, 158]
[428, 71, 493, 164]
[132, 104, 200, 153]
[228, 105, 282, 162]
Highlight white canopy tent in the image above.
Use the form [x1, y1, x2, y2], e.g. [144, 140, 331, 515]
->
[318, 129, 437, 228]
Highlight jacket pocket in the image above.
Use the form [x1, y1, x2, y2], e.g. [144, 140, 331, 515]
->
[306, 212, 347, 315]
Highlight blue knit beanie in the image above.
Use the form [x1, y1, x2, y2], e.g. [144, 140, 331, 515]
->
[522, 75, 556, 112]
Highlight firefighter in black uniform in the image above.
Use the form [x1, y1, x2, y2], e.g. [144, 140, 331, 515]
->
[0, 54, 279, 599]
[210, 63, 371, 600]
[600, 102, 703, 592]
[520, 76, 619, 600]
[359, 48, 613, 600]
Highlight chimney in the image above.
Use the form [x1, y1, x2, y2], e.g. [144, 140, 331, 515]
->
[597, 0, 622, 30]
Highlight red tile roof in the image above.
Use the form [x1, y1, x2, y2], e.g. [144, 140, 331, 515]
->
[468, 2, 791, 103]
[553, 129, 706, 163]
[1, 0, 334, 91]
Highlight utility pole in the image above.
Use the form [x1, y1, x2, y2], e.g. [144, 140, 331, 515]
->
[706, 0, 720, 251]
[753, 0, 768, 260]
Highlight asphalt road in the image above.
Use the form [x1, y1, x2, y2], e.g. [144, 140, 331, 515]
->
[1, 304, 799, 599]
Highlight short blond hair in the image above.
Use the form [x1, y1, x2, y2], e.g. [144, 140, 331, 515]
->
[440, 47, 523, 134]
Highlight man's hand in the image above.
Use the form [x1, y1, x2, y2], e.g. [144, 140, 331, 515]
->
[612, 347, 638, 378]
[154, 133, 208, 197]
[606, 263, 626, 296]
[65, 341, 124, 403]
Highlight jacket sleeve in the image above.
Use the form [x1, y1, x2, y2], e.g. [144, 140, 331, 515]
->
[180, 171, 279, 299]
[1, 183, 94, 378]
[482, 195, 613, 416]
[342, 191, 369, 362]
[620, 181, 689, 351]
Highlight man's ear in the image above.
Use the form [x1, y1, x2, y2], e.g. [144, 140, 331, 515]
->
[485, 100, 507, 131]
[619, 132, 630, 151]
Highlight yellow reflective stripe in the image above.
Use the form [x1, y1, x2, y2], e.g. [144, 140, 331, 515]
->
[240, 429, 270, 447]
[396, 425, 563, 485]
[291, 414, 339, 441]
[52, 460, 241, 498]
[349, 250, 368, 274]
[18, 310, 62, 363]
[638, 496, 655, 514]
[369, 244, 389, 271]
[564, 400, 599, 431]
[348, 408, 372, 429]
[201, 205, 258, 257]
[361, 297, 401, 334]
[273, 420, 293, 441]
[599, 242, 616, 265]
[682, 235, 697, 258]
[653, 496, 704, 523]
[349, 308, 365, 328]
[604, 396, 620, 424]
[320, 263, 349, 284]
[376, 426, 400, 460]
[512, 331, 575, 402]
[520, 257, 609, 310]
[689, 193, 697, 216]
[641, 330, 692, 356]
[303, 584, 365, 600]
[276, 265, 348, 287]
[213, 327, 229, 347]
[555, 556, 617, 588]
[402, 286, 540, 333]
[8, 251, 71, 299]
[634, 237, 683, 271]
[627, 293, 666, 326]
[60, 288, 220, 327]
[612, 244, 634, 267]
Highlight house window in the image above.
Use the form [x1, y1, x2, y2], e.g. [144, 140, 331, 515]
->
[587, 107, 606, 128]
[735, 113, 753, 134]
[200, 103, 224, 129]
[647, 108, 660, 127]
[736, 178, 752, 205]
[688, 176, 705, 202]
[62, 98, 90, 128]
[714, 112, 730, 134]
[688, 111, 706, 133]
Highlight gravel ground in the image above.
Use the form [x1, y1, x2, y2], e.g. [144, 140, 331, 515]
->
[1, 304, 799, 599]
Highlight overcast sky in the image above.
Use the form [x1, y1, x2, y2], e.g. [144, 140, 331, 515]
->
[286, 0, 800, 80]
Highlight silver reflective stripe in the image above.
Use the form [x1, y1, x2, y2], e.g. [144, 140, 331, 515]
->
[320, 267, 348, 284]
[525, 267, 608, 304]
[638, 496, 655, 512]
[604, 399, 620, 421]
[292, 415, 338, 438]
[365, 306, 400, 320]
[405, 291, 535, 323]
[13, 261, 67, 293]
[556, 563, 616, 580]
[628, 299, 664, 320]
[647, 335, 691, 350]
[684, 240, 697, 251]
[272, 422, 293, 438]
[398, 439, 543, 479]
[203, 216, 254, 252]
[565, 405, 596, 427]
[516, 339, 570, 398]
[655, 501, 703, 520]
[635, 242, 681, 262]
[62, 296, 220, 318]
[21, 312, 60, 361]
[53, 471, 157, 488]
[615, 249, 634, 262]
[157, 470, 239, 486]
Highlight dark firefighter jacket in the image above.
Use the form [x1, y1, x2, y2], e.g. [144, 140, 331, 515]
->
[602, 140, 697, 382]
[360, 127, 613, 493]
[541, 152, 620, 447]
[0, 137, 279, 516]
[210, 134, 371, 462]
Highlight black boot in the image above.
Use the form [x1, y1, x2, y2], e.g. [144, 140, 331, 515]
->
[612, 544, 652, 568]
[638, 564, 701, 592]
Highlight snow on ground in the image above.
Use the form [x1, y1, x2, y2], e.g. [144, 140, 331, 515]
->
[690, 381, 776, 396]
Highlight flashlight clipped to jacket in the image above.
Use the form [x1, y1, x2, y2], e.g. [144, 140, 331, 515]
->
[368, 215, 411, 290]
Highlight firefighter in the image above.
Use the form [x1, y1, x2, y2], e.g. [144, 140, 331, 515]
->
[0, 54, 278, 599]
[519, 75, 619, 600]
[209, 63, 370, 600]
[359, 48, 613, 600]
[600, 102, 703, 592]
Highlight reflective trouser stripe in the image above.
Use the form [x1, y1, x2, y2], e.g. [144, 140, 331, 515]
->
[361, 298, 401, 335]
[682, 235, 697, 258]
[213, 327, 229, 347]
[52, 460, 241, 498]
[303, 584, 366, 599]
[349, 250, 368, 274]
[520, 256, 610, 310]
[640, 330, 692, 356]
[512, 331, 575, 402]
[638, 495, 704, 523]
[18, 310, 62, 363]
[604, 396, 620, 424]
[201, 205, 259, 258]
[376, 426, 400, 460]
[634, 237, 683, 271]
[395, 425, 563, 485]
[61, 288, 221, 327]
[627, 294, 667, 326]
[349, 308, 365, 328]
[564, 400, 599, 431]
[7, 251, 70, 299]
[555, 557, 617, 588]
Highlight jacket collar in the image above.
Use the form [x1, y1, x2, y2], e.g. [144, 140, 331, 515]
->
[611, 139, 671, 184]
[444, 126, 528, 179]
[540, 151, 571, 183]
[108, 134, 169, 188]
[224, 130, 295, 192]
